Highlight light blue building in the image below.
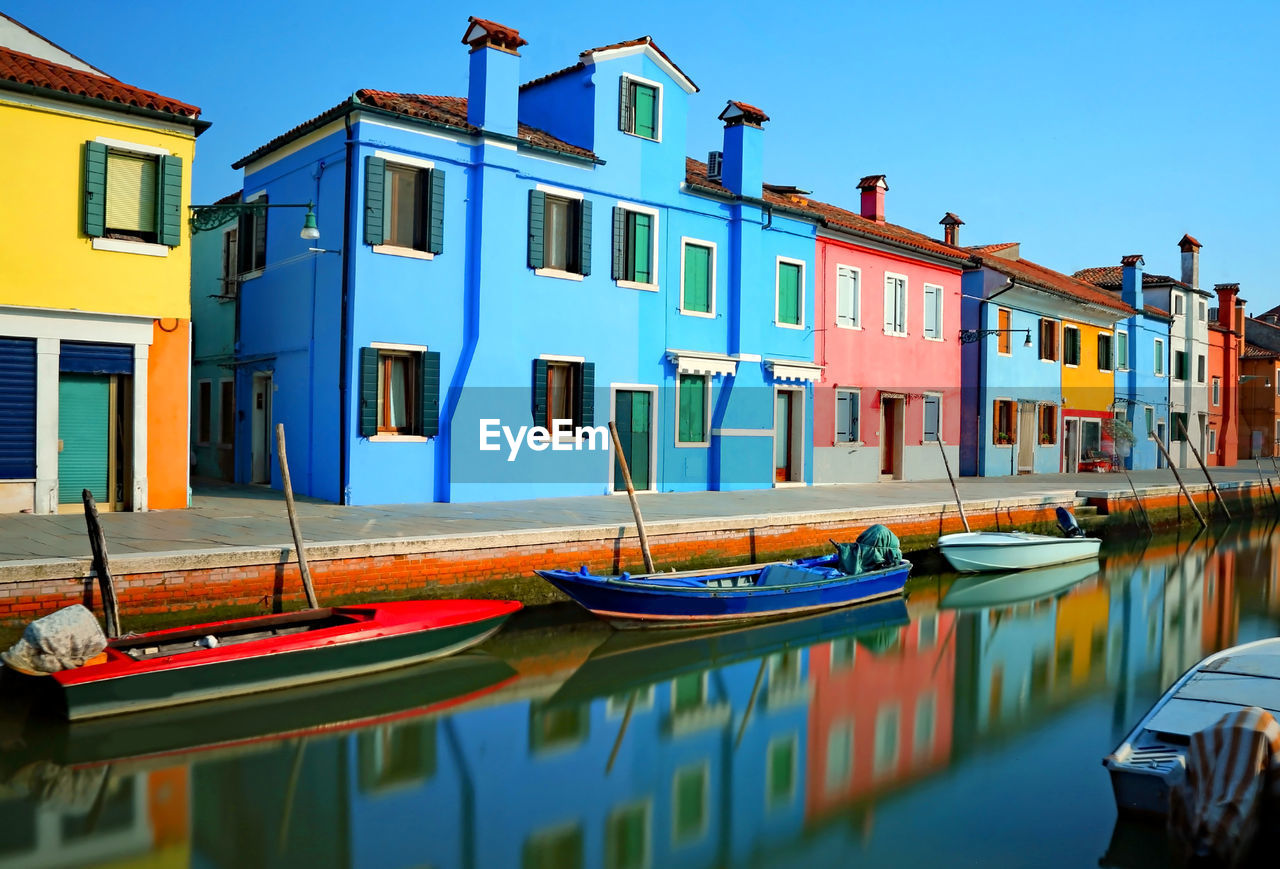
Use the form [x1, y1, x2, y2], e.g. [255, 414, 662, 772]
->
[189, 192, 240, 482]
[216, 18, 818, 504]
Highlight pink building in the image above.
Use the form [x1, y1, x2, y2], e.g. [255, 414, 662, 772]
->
[810, 179, 969, 482]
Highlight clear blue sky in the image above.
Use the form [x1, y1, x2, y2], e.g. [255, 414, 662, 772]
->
[11, 0, 1278, 310]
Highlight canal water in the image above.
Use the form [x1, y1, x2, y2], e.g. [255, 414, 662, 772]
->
[3, 521, 1280, 869]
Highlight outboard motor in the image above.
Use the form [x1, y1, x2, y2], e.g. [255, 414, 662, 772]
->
[1055, 507, 1084, 539]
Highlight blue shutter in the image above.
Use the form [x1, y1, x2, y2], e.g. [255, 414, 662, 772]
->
[364, 157, 385, 246]
[60, 342, 133, 375]
[0, 338, 36, 479]
[578, 199, 592, 277]
[359, 347, 378, 437]
[420, 351, 440, 437]
[427, 168, 446, 255]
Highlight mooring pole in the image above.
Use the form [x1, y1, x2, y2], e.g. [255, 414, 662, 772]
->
[1124, 470, 1153, 535]
[1151, 432, 1207, 528]
[935, 436, 970, 532]
[609, 421, 656, 574]
[80, 490, 120, 638]
[276, 423, 319, 609]
[1258, 458, 1278, 507]
[1180, 418, 1230, 521]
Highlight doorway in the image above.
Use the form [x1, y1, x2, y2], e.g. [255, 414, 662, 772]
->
[613, 389, 652, 492]
[774, 388, 804, 483]
[251, 373, 273, 484]
[1064, 419, 1079, 473]
[1017, 403, 1035, 473]
[879, 396, 903, 480]
[58, 374, 130, 511]
[1156, 422, 1167, 468]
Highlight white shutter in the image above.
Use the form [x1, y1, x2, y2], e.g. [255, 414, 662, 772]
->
[836, 267, 858, 327]
[883, 276, 895, 333]
[835, 392, 850, 442]
[924, 396, 939, 441]
[923, 286, 938, 339]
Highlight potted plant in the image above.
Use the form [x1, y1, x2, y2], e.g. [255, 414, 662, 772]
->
[1040, 433, 1054, 445]
[995, 432, 1012, 445]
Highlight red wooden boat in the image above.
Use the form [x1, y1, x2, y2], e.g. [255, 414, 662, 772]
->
[33, 599, 520, 721]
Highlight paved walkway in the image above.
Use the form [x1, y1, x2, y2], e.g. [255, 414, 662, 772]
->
[0, 467, 1268, 564]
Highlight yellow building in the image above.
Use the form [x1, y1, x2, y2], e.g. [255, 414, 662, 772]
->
[0, 14, 206, 511]
[1060, 315, 1120, 472]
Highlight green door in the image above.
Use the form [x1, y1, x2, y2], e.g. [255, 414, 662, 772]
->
[59, 374, 111, 504]
[613, 390, 651, 492]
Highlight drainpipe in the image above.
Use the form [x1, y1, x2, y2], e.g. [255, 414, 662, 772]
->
[339, 110, 355, 504]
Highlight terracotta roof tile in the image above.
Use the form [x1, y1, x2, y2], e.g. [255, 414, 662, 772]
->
[461, 17, 527, 51]
[519, 61, 586, 91]
[684, 158, 969, 263]
[1179, 233, 1201, 251]
[1073, 265, 1188, 290]
[0, 45, 200, 119]
[972, 252, 1136, 316]
[720, 100, 768, 125]
[1243, 342, 1279, 360]
[970, 242, 1018, 255]
[235, 90, 596, 168]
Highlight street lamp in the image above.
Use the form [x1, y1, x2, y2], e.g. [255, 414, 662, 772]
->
[189, 200, 320, 241]
[958, 328, 1033, 348]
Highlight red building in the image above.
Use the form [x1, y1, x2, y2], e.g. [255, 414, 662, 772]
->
[1206, 283, 1243, 465]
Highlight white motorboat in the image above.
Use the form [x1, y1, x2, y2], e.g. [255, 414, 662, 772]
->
[937, 507, 1100, 573]
[940, 559, 1100, 610]
[1104, 637, 1280, 817]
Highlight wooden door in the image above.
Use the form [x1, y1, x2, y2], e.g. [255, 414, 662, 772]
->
[251, 374, 272, 484]
[58, 374, 112, 506]
[1017, 403, 1035, 473]
[613, 390, 651, 491]
[880, 398, 899, 478]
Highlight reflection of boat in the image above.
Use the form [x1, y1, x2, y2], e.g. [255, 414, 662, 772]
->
[941, 560, 1100, 611]
[3, 650, 517, 775]
[937, 531, 1100, 573]
[1104, 637, 1280, 816]
[14, 599, 521, 721]
[536, 554, 910, 629]
[548, 598, 909, 706]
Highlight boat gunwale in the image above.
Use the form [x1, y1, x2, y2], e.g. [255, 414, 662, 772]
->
[536, 559, 910, 597]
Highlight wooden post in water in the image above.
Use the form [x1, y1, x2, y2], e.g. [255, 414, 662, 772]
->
[276, 423, 318, 609]
[1124, 470, 1153, 535]
[1179, 417, 1230, 521]
[609, 421, 655, 574]
[935, 437, 970, 533]
[1151, 433, 1207, 528]
[81, 490, 120, 638]
[1257, 458, 1278, 507]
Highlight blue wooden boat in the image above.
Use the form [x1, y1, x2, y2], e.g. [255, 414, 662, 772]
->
[536, 552, 911, 629]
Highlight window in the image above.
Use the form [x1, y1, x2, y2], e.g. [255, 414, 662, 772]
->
[1173, 350, 1188, 381]
[1198, 300, 1207, 321]
[677, 374, 708, 445]
[83, 141, 182, 248]
[835, 389, 860, 443]
[219, 380, 235, 446]
[1039, 319, 1058, 361]
[1212, 377, 1221, 406]
[220, 228, 239, 297]
[534, 359, 595, 431]
[993, 399, 1016, 444]
[776, 259, 804, 327]
[672, 673, 706, 713]
[767, 735, 797, 808]
[1174, 294, 1184, 315]
[1196, 354, 1206, 384]
[873, 705, 900, 777]
[1097, 333, 1113, 372]
[524, 825, 583, 869]
[529, 190, 591, 276]
[612, 206, 657, 286]
[359, 346, 441, 438]
[825, 722, 854, 794]
[923, 394, 940, 442]
[1208, 428, 1217, 453]
[619, 75, 660, 140]
[1145, 406, 1155, 438]
[914, 692, 937, 759]
[884, 274, 907, 335]
[673, 765, 708, 844]
[1154, 338, 1165, 376]
[606, 804, 649, 869]
[1172, 411, 1189, 441]
[1062, 326, 1081, 366]
[196, 380, 212, 445]
[1116, 330, 1129, 370]
[1038, 404, 1057, 445]
[918, 614, 938, 648]
[997, 308, 1012, 355]
[836, 265, 860, 328]
[364, 156, 446, 255]
[238, 193, 268, 275]
[680, 240, 714, 315]
[923, 284, 943, 340]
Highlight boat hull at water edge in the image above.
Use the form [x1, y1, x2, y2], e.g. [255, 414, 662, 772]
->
[937, 532, 1101, 573]
[536, 557, 911, 628]
[46, 600, 521, 721]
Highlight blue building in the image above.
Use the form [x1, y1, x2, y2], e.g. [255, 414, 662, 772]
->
[959, 244, 1133, 477]
[218, 18, 818, 504]
[190, 192, 241, 482]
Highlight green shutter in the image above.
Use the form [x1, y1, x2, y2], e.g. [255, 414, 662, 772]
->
[631, 213, 651, 283]
[579, 362, 595, 427]
[427, 168, 446, 254]
[618, 76, 632, 133]
[532, 359, 548, 425]
[578, 199, 592, 277]
[528, 190, 545, 269]
[684, 244, 709, 312]
[678, 374, 705, 443]
[420, 350, 440, 437]
[359, 347, 379, 438]
[611, 207, 626, 280]
[364, 156, 385, 246]
[633, 84, 656, 139]
[778, 263, 800, 325]
[157, 154, 183, 247]
[83, 141, 107, 237]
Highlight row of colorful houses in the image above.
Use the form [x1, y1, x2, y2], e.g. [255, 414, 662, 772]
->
[0, 13, 1272, 512]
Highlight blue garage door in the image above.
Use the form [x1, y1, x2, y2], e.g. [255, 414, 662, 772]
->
[0, 338, 36, 479]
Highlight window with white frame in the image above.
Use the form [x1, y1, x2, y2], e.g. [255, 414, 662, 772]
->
[677, 374, 709, 445]
[836, 265, 860, 328]
[884, 274, 907, 335]
[1196, 354, 1206, 384]
[1116, 330, 1129, 370]
[923, 283, 943, 340]
[680, 239, 714, 315]
[1154, 338, 1165, 376]
[239, 192, 268, 275]
[835, 389, 860, 443]
[1062, 325, 1081, 366]
[1174, 294, 1184, 315]
[1212, 376, 1221, 406]
[1097, 332, 1113, 372]
[619, 74, 661, 141]
[1198, 300, 1207, 321]
[923, 394, 940, 442]
[611, 205, 658, 287]
[1208, 428, 1217, 453]
[1145, 406, 1155, 438]
[776, 259, 804, 327]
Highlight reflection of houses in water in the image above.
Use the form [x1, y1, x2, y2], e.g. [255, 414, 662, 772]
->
[1105, 552, 1170, 735]
[1160, 541, 1206, 685]
[0, 767, 188, 869]
[803, 598, 955, 825]
[1202, 546, 1238, 651]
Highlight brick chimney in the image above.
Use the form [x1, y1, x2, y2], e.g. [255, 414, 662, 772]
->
[858, 175, 888, 222]
[940, 212, 963, 246]
[1215, 283, 1239, 331]
[1179, 233, 1201, 290]
[718, 100, 768, 199]
[1121, 254, 1144, 312]
[462, 16, 526, 137]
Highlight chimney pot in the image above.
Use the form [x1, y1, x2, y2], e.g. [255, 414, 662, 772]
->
[1179, 233, 1201, 289]
[718, 100, 767, 198]
[463, 16, 523, 136]
[939, 212, 963, 245]
[858, 175, 888, 222]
